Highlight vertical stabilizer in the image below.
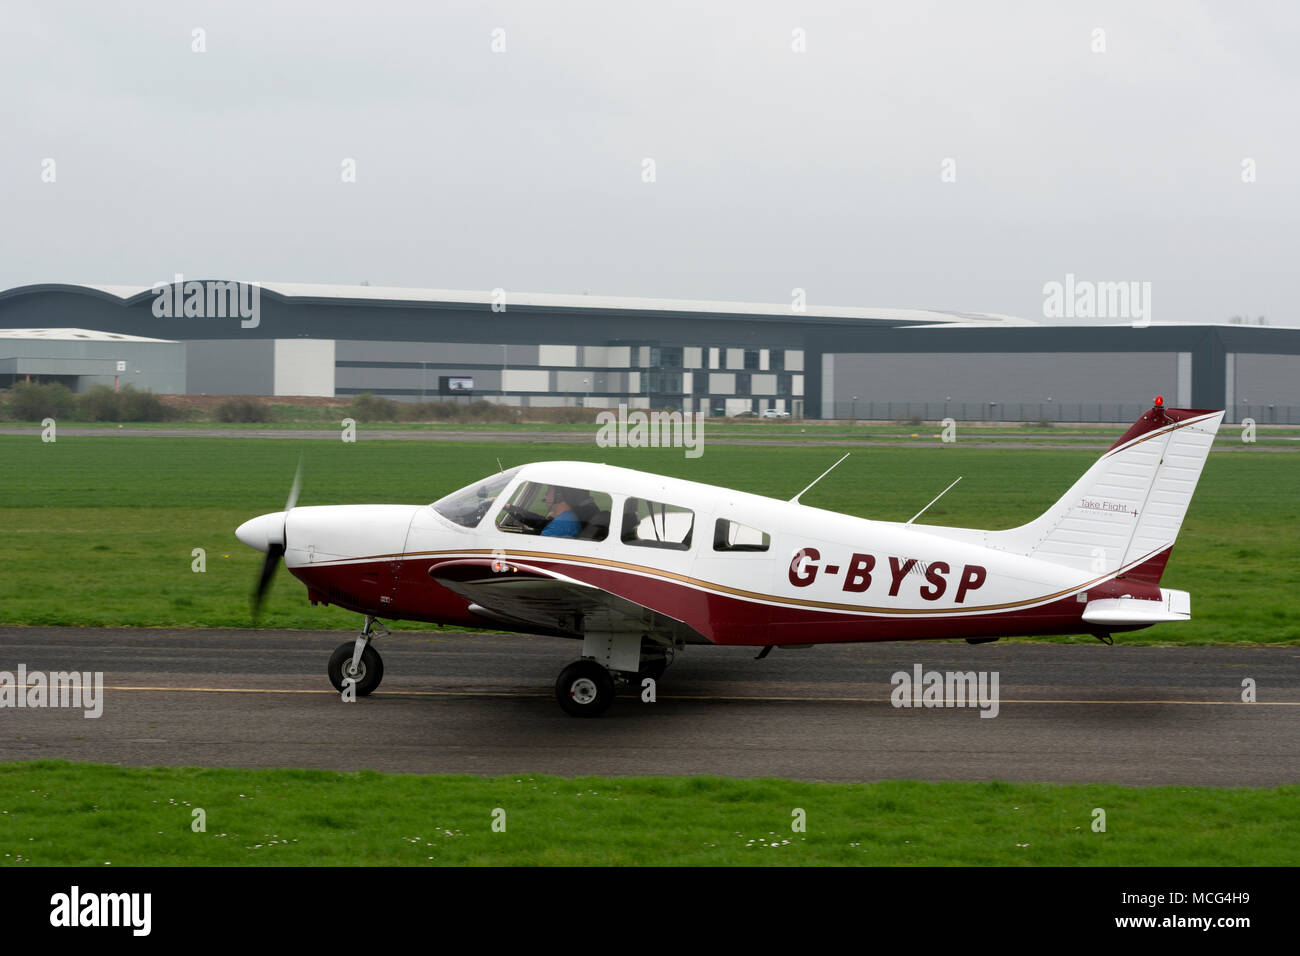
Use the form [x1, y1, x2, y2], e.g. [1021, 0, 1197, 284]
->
[983, 400, 1224, 581]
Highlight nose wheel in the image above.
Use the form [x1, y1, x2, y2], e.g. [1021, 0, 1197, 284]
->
[328, 615, 386, 696]
[329, 642, 384, 695]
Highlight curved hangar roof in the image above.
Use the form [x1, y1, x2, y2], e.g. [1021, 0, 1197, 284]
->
[0, 281, 1038, 329]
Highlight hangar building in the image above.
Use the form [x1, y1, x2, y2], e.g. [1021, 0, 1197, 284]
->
[0, 281, 1297, 423]
[0, 327, 184, 394]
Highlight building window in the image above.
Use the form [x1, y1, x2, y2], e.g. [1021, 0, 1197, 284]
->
[646, 371, 682, 393]
[649, 346, 683, 369]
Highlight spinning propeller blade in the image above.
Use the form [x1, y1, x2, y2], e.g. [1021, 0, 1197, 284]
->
[251, 543, 285, 618]
[251, 457, 302, 619]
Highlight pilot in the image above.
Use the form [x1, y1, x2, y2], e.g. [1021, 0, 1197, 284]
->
[540, 486, 582, 538]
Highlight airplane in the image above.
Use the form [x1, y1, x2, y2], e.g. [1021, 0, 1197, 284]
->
[235, 397, 1224, 717]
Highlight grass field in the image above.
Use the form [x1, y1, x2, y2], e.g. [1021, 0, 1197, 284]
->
[1, 761, 1295, 866]
[0, 434, 1297, 641]
[5, 417, 1299, 444]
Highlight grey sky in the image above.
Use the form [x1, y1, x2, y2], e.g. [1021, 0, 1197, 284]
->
[2, 0, 1296, 324]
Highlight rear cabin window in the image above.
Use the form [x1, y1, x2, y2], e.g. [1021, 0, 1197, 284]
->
[621, 498, 694, 550]
[713, 518, 770, 552]
[495, 481, 612, 541]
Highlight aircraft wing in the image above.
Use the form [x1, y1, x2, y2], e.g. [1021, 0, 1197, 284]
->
[428, 558, 704, 642]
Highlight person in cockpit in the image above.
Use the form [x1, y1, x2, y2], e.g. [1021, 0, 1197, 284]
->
[539, 485, 581, 537]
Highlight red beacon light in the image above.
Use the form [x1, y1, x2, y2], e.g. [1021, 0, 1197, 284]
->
[1153, 395, 1164, 407]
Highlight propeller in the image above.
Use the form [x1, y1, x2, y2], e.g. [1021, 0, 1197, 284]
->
[251, 458, 302, 619]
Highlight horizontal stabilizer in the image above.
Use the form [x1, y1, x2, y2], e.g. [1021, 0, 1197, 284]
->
[1082, 588, 1190, 626]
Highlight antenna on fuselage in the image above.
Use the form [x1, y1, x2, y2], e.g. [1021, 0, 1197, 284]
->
[906, 476, 962, 525]
[790, 453, 850, 504]
[496, 457, 505, 474]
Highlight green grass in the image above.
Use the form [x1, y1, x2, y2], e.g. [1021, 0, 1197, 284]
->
[5, 417, 1299, 444]
[1, 761, 1295, 866]
[0, 435, 1296, 641]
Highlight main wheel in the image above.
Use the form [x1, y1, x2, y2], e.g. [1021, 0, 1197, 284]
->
[328, 642, 384, 696]
[556, 660, 615, 717]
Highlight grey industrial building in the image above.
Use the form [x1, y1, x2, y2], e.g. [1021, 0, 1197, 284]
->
[1, 281, 1297, 423]
[0, 327, 184, 395]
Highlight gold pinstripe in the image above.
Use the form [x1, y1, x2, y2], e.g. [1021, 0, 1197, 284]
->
[1100, 411, 1219, 459]
[303, 544, 1167, 618]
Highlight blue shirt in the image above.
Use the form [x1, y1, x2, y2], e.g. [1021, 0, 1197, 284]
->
[541, 510, 581, 538]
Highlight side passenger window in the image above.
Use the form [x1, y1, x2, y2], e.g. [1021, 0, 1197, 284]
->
[713, 518, 770, 552]
[621, 497, 694, 550]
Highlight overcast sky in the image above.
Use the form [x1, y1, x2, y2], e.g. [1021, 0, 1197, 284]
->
[2, 1, 1296, 324]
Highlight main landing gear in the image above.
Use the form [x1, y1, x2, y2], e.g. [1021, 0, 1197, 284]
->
[328, 615, 387, 696]
[555, 638, 674, 717]
[556, 660, 616, 717]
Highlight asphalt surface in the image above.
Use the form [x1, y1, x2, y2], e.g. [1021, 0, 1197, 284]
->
[3, 628, 1297, 785]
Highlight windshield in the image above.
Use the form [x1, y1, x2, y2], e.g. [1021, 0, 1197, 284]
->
[431, 466, 521, 528]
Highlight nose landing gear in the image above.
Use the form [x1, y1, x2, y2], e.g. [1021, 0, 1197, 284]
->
[328, 615, 387, 696]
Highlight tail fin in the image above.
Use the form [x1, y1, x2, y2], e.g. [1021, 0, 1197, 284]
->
[985, 400, 1224, 582]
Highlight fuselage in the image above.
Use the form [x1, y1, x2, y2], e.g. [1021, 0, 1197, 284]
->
[239, 461, 1163, 646]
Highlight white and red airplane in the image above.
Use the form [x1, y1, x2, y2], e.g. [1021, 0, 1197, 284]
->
[236, 398, 1223, 716]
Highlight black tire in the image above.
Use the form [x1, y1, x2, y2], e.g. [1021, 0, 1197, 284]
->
[555, 659, 615, 717]
[328, 642, 384, 696]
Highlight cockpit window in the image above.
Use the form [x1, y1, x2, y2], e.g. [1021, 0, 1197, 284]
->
[496, 481, 612, 541]
[431, 466, 521, 528]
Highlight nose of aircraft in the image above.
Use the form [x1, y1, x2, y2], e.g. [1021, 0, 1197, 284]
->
[235, 512, 286, 553]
